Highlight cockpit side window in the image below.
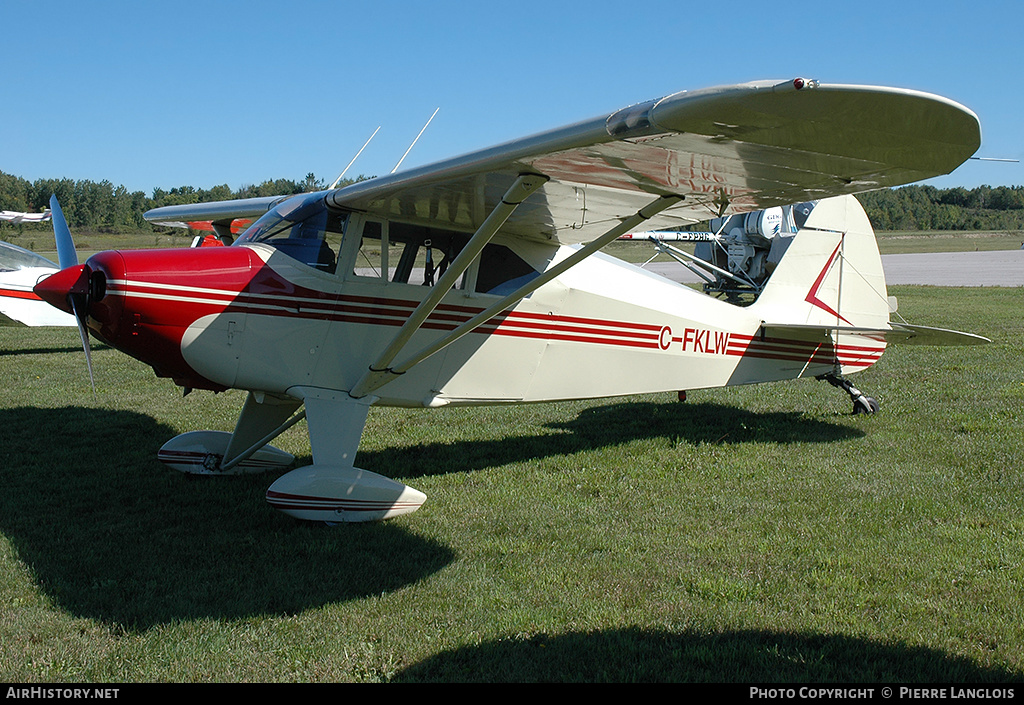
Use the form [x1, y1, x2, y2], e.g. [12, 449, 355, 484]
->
[474, 244, 540, 295]
[352, 219, 389, 279]
[385, 222, 469, 287]
[0, 240, 58, 271]
[235, 193, 348, 274]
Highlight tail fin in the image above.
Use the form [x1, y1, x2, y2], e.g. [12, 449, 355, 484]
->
[752, 194, 891, 331]
[748, 195, 988, 374]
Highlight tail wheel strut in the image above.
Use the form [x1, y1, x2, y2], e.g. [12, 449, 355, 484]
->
[817, 373, 880, 415]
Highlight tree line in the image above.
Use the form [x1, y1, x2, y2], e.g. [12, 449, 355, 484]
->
[2, 170, 1023, 235]
[856, 184, 1024, 231]
[0, 171, 353, 234]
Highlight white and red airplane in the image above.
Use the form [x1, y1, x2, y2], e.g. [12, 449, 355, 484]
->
[1, 209, 51, 225]
[34, 78, 988, 524]
[1, 207, 76, 326]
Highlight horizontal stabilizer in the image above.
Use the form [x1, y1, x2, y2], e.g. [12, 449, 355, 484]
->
[886, 322, 991, 346]
[763, 322, 991, 346]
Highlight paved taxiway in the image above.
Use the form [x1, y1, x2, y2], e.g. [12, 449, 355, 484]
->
[644, 249, 1024, 287]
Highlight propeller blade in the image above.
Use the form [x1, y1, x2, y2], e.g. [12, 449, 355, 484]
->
[49, 195, 78, 270]
[69, 295, 96, 393]
[43, 195, 94, 393]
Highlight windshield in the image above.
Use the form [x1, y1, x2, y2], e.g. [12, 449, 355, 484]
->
[236, 192, 348, 273]
[0, 240, 58, 272]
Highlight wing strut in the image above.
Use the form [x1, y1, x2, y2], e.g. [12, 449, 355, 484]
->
[350, 193, 684, 399]
[348, 173, 548, 399]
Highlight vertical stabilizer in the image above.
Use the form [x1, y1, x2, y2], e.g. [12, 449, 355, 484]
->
[752, 195, 890, 330]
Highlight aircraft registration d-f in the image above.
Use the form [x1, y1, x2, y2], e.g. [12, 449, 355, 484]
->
[34, 78, 989, 523]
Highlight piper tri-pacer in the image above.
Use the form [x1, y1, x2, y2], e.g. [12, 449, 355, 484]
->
[34, 78, 988, 523]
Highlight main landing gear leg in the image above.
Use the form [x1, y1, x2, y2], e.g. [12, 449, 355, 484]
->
[265, 388, 426, 523]
[816, 373, 880, 415]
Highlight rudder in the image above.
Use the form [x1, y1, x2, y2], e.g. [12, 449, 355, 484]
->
[751, 195, 891, 331]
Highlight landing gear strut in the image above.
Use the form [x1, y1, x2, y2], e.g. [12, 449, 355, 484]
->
[817, 373, 880, 415]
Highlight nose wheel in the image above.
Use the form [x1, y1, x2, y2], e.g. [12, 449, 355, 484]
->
[817, 373, 879, 415]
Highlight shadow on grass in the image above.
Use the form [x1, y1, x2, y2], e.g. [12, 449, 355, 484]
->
[363, 400, 864, 481]
[554, 399, 862, 446]
[0, 406, 454, 631]
[0, 400, 861, 632]
[0, 343, 112, 357]
[393, 627, 1024, 682]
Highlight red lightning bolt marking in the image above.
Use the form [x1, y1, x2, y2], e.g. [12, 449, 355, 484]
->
[804, 241, 852, 325]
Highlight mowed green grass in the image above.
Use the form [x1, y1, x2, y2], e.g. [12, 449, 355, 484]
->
[0, 285, 1022, 683]
[874, 231, 1024, 255]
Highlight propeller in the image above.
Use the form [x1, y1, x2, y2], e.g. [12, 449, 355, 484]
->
[43, 195, 96, 392]
[49, 194, 78, 269]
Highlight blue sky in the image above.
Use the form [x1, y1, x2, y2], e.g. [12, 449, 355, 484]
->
[2, 0, 1021, 196]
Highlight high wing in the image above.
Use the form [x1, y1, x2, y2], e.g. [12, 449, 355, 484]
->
[325, 79, 980, 244]
[146, 79, 980, 243]
[145, 195, 290, 241]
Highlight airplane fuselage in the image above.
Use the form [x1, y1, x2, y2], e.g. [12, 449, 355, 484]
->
[77, 238, 882, 408]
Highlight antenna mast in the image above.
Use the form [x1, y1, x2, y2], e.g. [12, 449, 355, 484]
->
[330, 126, 381, 190]
[392, 108, 439, 174]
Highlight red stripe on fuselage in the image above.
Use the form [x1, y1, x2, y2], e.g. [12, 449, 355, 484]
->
[107, 253, 667, 352]
[0, 287, 43, 301]
[726, 333, 884, 368]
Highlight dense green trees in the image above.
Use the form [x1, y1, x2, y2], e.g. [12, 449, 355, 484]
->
[855, 184, 1024, 231]
[0, 171, 347, 235]
[2, 170, 1023, 235]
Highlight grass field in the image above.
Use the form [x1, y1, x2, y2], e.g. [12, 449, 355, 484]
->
[1, 280, 1022, 683]
[874, 231, 1024, 255]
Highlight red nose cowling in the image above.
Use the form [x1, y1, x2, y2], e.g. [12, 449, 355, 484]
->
[36, 247, 259, 392]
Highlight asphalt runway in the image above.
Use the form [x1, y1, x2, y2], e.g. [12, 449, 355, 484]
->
[877, 249, 1024, 286]
[644, 249, 1024, 287]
